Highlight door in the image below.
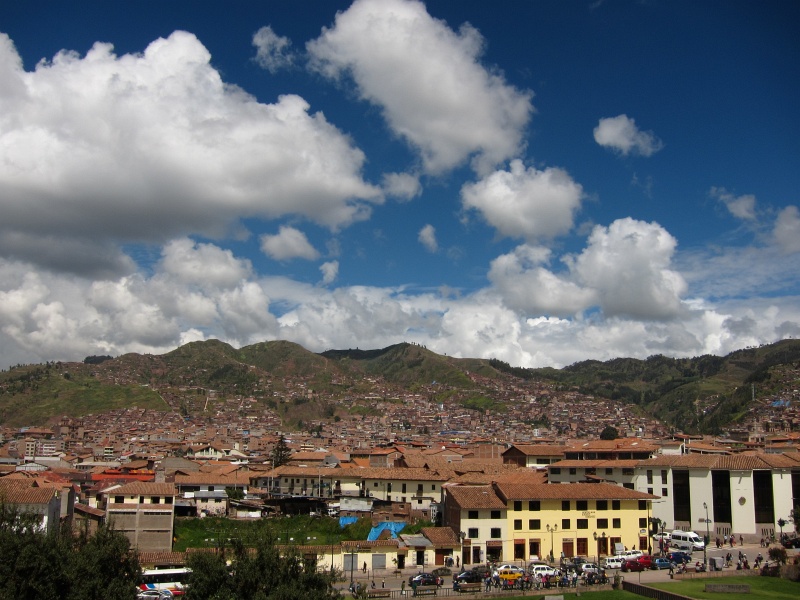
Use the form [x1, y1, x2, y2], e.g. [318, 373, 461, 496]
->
[562, 540, 574, 558]
[528, 540, 540, 561]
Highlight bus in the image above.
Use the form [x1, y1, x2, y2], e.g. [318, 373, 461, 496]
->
[139, 567, 191, 596]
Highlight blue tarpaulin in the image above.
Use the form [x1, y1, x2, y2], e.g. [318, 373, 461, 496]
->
[367, 522, 406, 541]
[339, 516, 358, 528]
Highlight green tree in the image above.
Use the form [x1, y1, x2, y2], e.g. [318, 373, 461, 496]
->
[186, 535, 339, 600]
[599, 426, 619, 440]
[271, 436, 292, 468]
[69, 523, 141, 600]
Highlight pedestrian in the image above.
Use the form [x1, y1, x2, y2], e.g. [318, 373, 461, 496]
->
[723, 534, 728, 545]
[456, 555, 460, 568]
[363, 561, 367, 573]
[401, 581, 406, 595]
[371, 580, 376, 589]
[382, 578, 386, 588]
[740, 535, 744, 546]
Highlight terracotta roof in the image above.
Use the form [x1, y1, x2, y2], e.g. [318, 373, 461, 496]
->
[139, 551, 187, 567]
[421, 527, 460, 546]
[74, 502, 105, 518]
[174, 472, 251, 485]
[0, 480, 59, 504]
[639, 453, 797, 470]
[113, 481, 176, 496]
[504, 444, 568, 457]
[495, 482, 657, 501]
[445, 485, 506, 509]
[551, 459, 641, 468]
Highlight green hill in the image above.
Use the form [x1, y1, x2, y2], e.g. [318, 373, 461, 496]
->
[1, 338, 797, 432]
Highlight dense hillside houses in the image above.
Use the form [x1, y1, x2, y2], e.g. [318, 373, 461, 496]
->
[2, 423, 800, 571]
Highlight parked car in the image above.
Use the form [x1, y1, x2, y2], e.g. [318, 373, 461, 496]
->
[617, 549, 643, 560]
[455, 570, 483, 584]
[652, 558, 673, 570]
[635, 555, 654, 569]
[530, 565, 557, 578]
[781, 536, 800, 549]
[580, 563, 600, 574]
[408, 573, 442, 587]
[603, 556, 624, 570]
[652, 532, 671, 543]
[494, 564, 524, 574]
[667, 551, 692, 564]
[621, 559, 647, 572]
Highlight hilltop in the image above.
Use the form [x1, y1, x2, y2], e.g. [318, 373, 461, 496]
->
[0, 339, 798, 434]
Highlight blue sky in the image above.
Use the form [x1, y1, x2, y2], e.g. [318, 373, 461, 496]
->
[0, 0, 798, 369]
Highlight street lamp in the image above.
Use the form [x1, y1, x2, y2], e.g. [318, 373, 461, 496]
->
[546, 524, 558, 563]
[703, 502, 710, 569]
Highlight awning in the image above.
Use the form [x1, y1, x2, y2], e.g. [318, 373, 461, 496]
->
[486, 541, 503, 548]
[514, 539, 525, 544]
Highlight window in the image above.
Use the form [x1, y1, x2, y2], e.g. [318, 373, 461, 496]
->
[468, 510, 479, 519]
[491, 510, 501, 520]
[623, 483, 634, 490]
[468, 528, 479, 539]
[529, 519, 541, 530]
[597, 518, 608, 529]
[586, 468, 596, 476]
[562, 500, 570, 511]
[374, 482, 379, 487]
[638, 500, 647, 511]
[622, 468, 634, 476]
[569, 468, 577, 475]
[647, 488, 653, 495]
[529, 500, 540, 511]
[561, 519, 570, 530]
[490, 528, 501, 539]
[596, 500, 608, 511]
[432, 484, 436, 490]
[139, 496, 145, 503]
[662, 488, 668, 497]
[605, 468, 613, 475]
[661, 470, 668, 484]
[639, 518, 647, 528]
[612, 500, 620, 510]
[417, 484, 423, 492]
[402, 483, 407, 493]
[514, 501, 522, 512]
[646, 470, 653, 484]
[612, 518, 621, 529]
[114, 496, 123, 504]
[152, 496, 160, 504]
[576, 500, 588, 511]
[577, 519, 588, 530]
[551, 468, 561, 474]
[165, 497, 173, 504]
[209, 486, 215, 491]
[514, 519, 522, 531]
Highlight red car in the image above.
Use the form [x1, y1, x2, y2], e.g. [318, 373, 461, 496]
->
[635, 555, 654, 569]
[621, 559, 646, 572]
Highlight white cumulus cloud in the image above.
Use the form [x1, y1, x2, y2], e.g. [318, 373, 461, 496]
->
[0, 31, 381, 275]
[307, 0, 533, 175]
[774, 205, 800, 254]
[319, 260, 339, 286]
[418, 224, 438, 253]
[461, 159, 584, 242]
[252, 25, 295, 72]
[382, 172, 422, 201]
[594, 114, 663, 157]
[710, 187, 757, 221]
[260, 226, 321, 261]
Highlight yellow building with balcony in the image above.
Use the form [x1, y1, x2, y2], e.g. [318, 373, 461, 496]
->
[445, 481, 657, 565]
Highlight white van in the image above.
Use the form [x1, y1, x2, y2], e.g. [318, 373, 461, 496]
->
[670, 530, 704, 552]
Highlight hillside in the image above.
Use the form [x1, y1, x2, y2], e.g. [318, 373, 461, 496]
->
[0, 339, 797, 433]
